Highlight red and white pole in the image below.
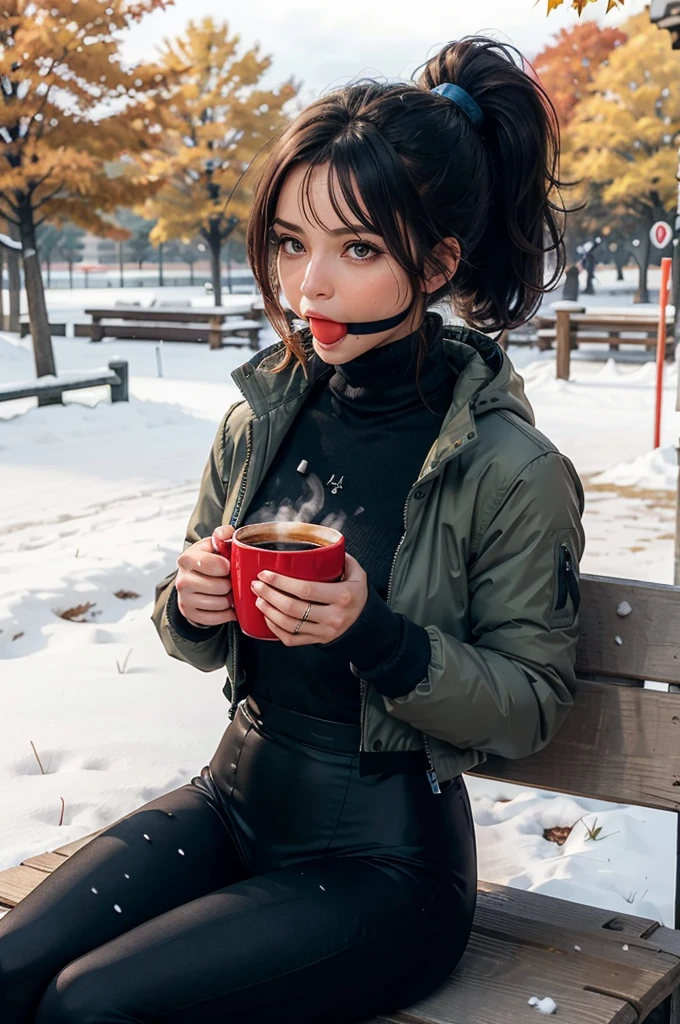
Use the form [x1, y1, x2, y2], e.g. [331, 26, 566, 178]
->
[654, 256, 672, 449]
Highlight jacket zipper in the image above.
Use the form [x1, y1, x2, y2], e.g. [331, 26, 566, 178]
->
[227, 419, 254, 722]
[385, 494, 410, 607]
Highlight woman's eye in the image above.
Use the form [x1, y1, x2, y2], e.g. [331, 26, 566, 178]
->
[271, 233, 381, 262]
[279, 236, 304, 255]
[347, 242, 381, 262]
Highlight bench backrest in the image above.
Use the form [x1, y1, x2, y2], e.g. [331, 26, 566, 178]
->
[472, 574, 680, 814]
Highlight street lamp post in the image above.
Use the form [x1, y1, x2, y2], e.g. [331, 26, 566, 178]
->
[650, 1, 680, 584]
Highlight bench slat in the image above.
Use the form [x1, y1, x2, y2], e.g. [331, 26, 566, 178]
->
[84, 318, 259, 332]
[0, 865, 51, 906]
[476, 881, 659, 939]
[83, 306, 258, 322]
[373, 930, 639, 1024]
[474, 903, 680, 1012]
[0, 372, 118, 401]
[75, 323, 257, 345]
[472, 679, 680, 810]
[21, 853, 68, 873]
[577, 575, 680, 684]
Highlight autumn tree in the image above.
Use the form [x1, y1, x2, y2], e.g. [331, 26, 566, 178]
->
[563, 11, 680, 301]
[534, 21, 627, 282]
[534, 22, 626, 128]
[0, 0, 168, 387]
[139, 18, 299, 306]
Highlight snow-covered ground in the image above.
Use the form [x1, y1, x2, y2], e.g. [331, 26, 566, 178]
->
[0, 274, 677, 929]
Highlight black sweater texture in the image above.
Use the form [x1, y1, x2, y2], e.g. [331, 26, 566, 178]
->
[170, 313, 457, 733]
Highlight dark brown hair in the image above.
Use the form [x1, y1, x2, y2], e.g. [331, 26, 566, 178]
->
[246, 36, 570, 377]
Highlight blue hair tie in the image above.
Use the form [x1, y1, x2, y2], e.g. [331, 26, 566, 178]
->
[431, 83, 484, 128]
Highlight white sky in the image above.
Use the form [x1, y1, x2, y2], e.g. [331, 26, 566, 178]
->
[122, 0, 650, 105]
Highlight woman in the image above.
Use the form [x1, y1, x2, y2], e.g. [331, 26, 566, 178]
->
[0, 36, 584, 1024]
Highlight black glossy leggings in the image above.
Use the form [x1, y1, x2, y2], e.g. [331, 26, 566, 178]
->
[0, 696, 477, 1024]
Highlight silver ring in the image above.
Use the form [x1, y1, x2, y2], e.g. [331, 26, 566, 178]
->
[294, 601, 313, 635]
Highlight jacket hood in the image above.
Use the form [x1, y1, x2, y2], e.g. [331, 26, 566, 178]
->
[231, 315, 535, 453]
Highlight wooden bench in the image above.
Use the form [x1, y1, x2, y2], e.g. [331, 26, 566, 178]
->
[0, 360, 129, 407]
[1, 573, 678, 1023]
[497, 320, 540, 350]
[77, 305, 262, 350]
[19, 321, 66, 338]
[537, 306, 674, 380]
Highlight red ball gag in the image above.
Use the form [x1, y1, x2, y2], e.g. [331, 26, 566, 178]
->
[308, 317, 347, 345]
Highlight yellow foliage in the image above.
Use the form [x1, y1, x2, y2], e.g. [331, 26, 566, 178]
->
[136, 17, 300, 248]
[544, 0, 625, 12]
[562, 11, 680, 219]
[0, 0, 170, 235]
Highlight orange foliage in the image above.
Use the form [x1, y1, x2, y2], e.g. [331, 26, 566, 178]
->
[533, 21, 626, 127]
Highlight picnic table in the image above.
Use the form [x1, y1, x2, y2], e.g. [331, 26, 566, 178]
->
[1, 572, 678, 1023]
[76, 303, 264, 351]
[536, 305, 675, 380]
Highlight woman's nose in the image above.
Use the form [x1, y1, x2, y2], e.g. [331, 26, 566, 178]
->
[300, 255, 334, 299]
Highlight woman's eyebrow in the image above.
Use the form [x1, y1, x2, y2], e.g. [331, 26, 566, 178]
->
[271, 217, 379, 237]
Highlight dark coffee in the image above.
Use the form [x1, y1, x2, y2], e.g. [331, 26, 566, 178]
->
[250, 540, 322, 552]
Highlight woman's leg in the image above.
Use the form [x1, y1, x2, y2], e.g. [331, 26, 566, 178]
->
[35, 852, 469, 1024]
[0, 770, 247, 1024]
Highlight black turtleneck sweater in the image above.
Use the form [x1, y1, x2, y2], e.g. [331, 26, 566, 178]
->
[170, 314, 457, 732]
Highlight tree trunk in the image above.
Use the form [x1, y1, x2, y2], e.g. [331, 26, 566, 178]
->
[46, 257, 51, 288]
[635, 232, 651, 304]
[68, 260, 73, 289]
[615, 255, 626, 281]
[188, 260, 194, 286]
[118, 241, 124, 288]
[18, 199, 57, 392]
[209, 233, 222, 306]
[158, 242, 164, 287]
[7, 222, 21, 334]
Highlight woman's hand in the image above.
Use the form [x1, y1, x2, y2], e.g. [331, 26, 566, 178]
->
[250, 552, 368, 646]
[175, 525, 237, 628]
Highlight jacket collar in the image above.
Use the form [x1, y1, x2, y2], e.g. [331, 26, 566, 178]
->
[230, 320, 534, 471]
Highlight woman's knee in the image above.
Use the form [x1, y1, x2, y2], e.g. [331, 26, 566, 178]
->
[36, 965, 115, 1024]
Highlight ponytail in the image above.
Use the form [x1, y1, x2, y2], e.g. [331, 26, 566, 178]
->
[416, 38, 569, 328]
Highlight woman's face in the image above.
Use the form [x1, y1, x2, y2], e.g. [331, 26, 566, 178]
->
[271, 161, 425, 364]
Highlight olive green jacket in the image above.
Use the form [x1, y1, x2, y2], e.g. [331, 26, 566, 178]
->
[151, 325, 585, 785]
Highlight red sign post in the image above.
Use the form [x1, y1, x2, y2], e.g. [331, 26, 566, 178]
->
[654, 256, 672, 449]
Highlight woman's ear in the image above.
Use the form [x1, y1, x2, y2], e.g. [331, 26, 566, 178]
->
[421, 237, 461, 294]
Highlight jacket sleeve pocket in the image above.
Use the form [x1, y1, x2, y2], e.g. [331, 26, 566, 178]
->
[551, 532, 581, 629]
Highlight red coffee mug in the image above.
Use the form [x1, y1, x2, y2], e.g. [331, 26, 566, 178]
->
[212, 522, 345, 641]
